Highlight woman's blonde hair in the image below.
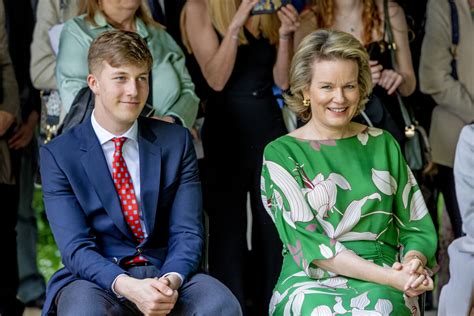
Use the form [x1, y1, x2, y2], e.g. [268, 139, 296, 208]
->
[285, 29, 372, 122]
[77, 0, 157, 28]
[180, 0, 280, 54]
[308, 0, 382, 45]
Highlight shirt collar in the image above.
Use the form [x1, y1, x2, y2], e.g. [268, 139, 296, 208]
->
[91, 110, 138, 145]
[91, 11, 149, 39]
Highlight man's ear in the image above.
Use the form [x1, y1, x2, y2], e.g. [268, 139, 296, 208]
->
[87, 74, 100, 95]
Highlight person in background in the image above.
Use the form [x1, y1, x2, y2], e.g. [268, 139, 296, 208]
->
[40, 29, 241, 315]
[56, 0, 199, 128]
[147, 0, 184, 42]
[419, 0, 474, 239]
[261, 29, 437, 315]
[438, 124, 474, 315]
[181, 0, 299, 314]
[4, 0, 45, 308]
[30, 0, 78, 96]
[0, 0, 23, 314]
[295, 0, 417, 144]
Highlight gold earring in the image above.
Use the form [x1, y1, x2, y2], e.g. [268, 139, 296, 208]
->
[303, 99, 310, 107]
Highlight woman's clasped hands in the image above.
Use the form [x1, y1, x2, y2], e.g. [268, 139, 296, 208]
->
[390, 256, 434, 297]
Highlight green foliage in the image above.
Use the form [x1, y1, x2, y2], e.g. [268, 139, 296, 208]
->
[33, 188, 62, 281]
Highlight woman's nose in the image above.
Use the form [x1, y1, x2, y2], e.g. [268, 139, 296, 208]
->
[333, 88, 345, 103]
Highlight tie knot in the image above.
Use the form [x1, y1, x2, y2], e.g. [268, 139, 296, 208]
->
[112, 137, 127, 152]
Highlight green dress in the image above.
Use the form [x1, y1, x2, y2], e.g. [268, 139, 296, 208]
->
[260, 127, 437, 316]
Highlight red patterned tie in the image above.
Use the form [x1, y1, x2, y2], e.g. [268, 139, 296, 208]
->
[112, 137, 146, 264]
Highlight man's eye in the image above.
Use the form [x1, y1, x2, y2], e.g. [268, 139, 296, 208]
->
[138, 76, 148, 82]
[321, 85, 332, 90]
[114, 76, 126, 81]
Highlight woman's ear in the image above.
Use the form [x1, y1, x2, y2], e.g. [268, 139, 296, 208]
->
[302, 88, 310, 100]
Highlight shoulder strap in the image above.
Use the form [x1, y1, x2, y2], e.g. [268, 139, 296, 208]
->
[383, 0, 416, 137]
[383, 0, 397, 69]
[448, 0, 459, 80]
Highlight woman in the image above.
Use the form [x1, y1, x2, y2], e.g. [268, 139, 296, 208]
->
[56, 0, 198, 127]
[295, 0, 416, 143]
[181, 0, 299, 314]
[261, 30, 436, 315]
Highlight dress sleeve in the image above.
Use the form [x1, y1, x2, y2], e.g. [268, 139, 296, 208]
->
[391, 139, 438, 269]
[56, 19, 90, 115]
[150, 29, 199, 128]
[261, 144, 346, 279]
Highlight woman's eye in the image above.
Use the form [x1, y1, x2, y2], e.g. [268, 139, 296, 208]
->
[321, 85, 332, 90]
[345, 84, 356, 89]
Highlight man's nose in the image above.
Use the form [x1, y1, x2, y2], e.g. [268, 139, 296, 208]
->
[126, 81, 138, 96]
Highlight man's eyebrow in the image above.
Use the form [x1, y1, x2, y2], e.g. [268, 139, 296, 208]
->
[110, 71, 149, 76]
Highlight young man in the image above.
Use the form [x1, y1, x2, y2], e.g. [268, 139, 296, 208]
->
[40, 30, 241, 315]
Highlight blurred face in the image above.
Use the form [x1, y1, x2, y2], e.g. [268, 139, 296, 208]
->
[100, 0, 141, 15]
[88, 61, 149, 134]
[304, 58, 360, 134]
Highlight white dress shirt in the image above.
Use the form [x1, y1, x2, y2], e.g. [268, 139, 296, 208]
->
[91, 112, 183, 291]
[91, 111, 147, 236]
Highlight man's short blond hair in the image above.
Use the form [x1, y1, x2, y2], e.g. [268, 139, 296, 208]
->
[88, 30, 153, 75]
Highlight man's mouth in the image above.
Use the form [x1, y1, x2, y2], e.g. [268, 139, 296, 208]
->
[121, 101, 140, 105]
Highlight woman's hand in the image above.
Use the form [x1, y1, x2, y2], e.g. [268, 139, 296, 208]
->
[228, 0, 258, 33]
[277, 4, 300, 39]
[370, 60, 383, 87]
[378, 69, 404, 95]
[389, 261, 433, 297]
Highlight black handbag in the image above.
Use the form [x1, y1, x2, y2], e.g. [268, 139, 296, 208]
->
[360, 94, 405, 144]
[383, 0, 432, 172]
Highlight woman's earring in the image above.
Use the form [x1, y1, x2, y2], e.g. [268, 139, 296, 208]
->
[303, 99, 311, 107]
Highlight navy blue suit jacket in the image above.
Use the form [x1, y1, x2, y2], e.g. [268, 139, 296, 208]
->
[40, 116, 203, 314]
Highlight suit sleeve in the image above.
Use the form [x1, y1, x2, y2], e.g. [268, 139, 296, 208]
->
[40, 145, 128, 291]
[454, 125, 474, 238]
[419, 0, 474, 117]
[159, 129, 204, 281]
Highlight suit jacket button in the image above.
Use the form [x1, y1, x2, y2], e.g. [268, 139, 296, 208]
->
[112, 257, 118, 263]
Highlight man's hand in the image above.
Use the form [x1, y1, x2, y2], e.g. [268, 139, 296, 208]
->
[0, 110, 15, 137]
[114, 275, 178, 315]
[8, 111, 39, 149]
[160, 274, 181, 291]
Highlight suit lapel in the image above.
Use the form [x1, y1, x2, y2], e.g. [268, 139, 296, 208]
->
[138, 119, 162, 238]
[80, 119, 133, 239]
